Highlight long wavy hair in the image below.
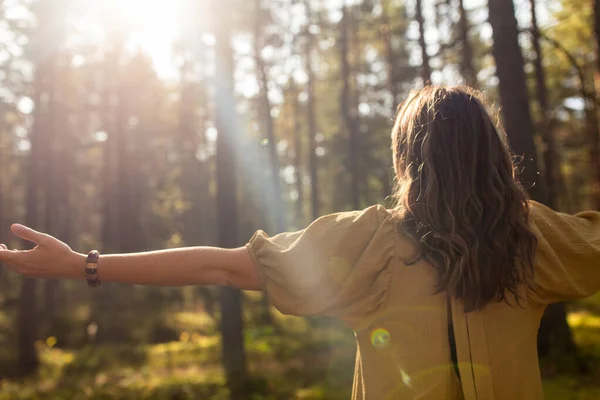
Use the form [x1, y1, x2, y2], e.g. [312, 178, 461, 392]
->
[392, 85, 537, 312]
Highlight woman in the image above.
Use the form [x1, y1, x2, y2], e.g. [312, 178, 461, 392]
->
[1, 85, 599, 399]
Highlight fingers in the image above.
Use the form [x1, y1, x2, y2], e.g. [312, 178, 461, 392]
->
[0, 247, 23, 264]
[11, 224, 47, 246]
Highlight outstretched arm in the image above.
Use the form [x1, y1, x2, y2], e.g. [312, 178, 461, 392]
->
[0, 224, 261, 290]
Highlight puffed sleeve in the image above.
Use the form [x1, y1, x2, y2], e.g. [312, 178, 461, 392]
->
[529, 201, 600, 304]
[245, 205, 395, 324]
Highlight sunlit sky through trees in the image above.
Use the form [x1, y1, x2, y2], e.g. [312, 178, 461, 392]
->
[1, 0, 559, 102]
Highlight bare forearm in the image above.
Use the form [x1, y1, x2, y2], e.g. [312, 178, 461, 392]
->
[66, 246, 260, 289]
[1, 224, 262, 289]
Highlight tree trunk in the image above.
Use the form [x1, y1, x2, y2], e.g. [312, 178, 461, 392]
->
[255, 0, 285, 233]
[340, 3, 361, 210]
[214, 15, 249, 400]
[42, 57, 65, 337]
[488, 0, 583, 372]
[594, 0, 600, 76]
[416, 0, 432, 84]
[101, 49, 121, 254]
[380, 0, 396, 201]
[253, 0, 278, 326]
[457, 0, 476, 87]
[92, 44, 134, 344]
[380, 0, 398, 105]
[540, 31, 600, 209]
[17, 62, 49, 376]
[529, 0, 561, 209]
[305, 0, 320, 219]
[291, 81, 305, 226]
[488, 0, 546, 203]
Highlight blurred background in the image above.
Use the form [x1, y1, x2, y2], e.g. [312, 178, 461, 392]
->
[0, 0, 599, 398]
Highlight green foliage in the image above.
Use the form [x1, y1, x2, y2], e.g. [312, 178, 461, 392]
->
[0, 302, 598, 399]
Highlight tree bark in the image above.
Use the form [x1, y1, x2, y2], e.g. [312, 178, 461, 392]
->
[291, 81, 305, 226]
[340, 3, 361, 210]
[17, 61, 49, 376]
[457, 0, 476, 87]
[529, 0, 561, 209]
[381, 0, 398, 106]
[595, 0, 600, 76]
[305, 0, 320, 219]
[42, 56, 71, 338]
[214, 13, 249, 400]
[539, 31, 600, 209]
[255, 0, 285, 233]
[488, 0, 546, 203]
[488, 0, 582, 372]
[253, 0, 278, 326]
[380, 0, 396, 201]
[416, 0, 432, 84]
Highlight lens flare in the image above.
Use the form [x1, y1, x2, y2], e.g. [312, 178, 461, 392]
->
[371, 328, 390, 348]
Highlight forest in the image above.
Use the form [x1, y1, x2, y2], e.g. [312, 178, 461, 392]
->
[0, 0, 599, 398]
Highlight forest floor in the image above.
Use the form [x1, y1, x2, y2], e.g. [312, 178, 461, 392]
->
[0, 292, 599, 400]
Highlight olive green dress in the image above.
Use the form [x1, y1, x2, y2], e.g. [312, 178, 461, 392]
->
[246, 201, 600, 399]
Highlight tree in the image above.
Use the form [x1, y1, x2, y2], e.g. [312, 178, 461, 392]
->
[17, 55, 54, 374]
[529, 0, 561, 209]
[254, 0, 285, 232]
[457, 0, 476, 87]
[488, 0, 583, 371]
[488, 0, 545, 202]
[595, 0, 600, 78]
[340, 2, 361, 210]
[214, 9, 249, 399]
[380, 0, 399, 105]
[304, 0, 320, 219]
[415, 0, 431, 84]
[42, 53, 72, 337]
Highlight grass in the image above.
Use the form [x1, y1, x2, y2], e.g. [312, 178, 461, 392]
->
[542, 292, 600, 399]
[0, 294, 599, 399]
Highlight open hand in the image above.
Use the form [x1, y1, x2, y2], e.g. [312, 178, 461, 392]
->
[0, 224, 83, 279]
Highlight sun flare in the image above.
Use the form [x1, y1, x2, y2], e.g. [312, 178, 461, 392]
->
[102, 0, 184, 78]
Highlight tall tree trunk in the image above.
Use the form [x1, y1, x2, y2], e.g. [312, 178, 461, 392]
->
[584, 94, 600, 209]
[381, 0, 398, 105]
[255, 0, 285, 233]
[42, 58, 60, 335]
[586, 0, 600, 208]
[101, 49, 120, 254]
[351, 8, 368, 207]
[254, 0, 280, 326]
[488, 0, 583, 372]
[43, 56, 73, 341]
[214, 15, 249, 400]
[457, 0, 476, 87]
[177, 56, 217, 317]
[416, 0, 431, 84]
[340, 3, 360, 210]
[595, 0, 600, 77]
[305, 0, 320, 219]
[291, 80, 305, 226]
[92, 44, 133, 344]
[0, 125, 4, 251]
[380, 0, 396, 201]
[540, 32, 600, 210]
[17, 62, 48, 376]
[529, 0, 560, 209]
[488, 0, 546, 203]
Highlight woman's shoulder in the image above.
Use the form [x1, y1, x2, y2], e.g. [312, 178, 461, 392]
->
[527, 200, 600, 304]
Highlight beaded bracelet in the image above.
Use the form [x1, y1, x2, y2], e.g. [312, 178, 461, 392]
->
[85, 250, 101, 287]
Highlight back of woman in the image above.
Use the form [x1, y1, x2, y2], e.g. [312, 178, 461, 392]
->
[248, 86, 600, 399]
